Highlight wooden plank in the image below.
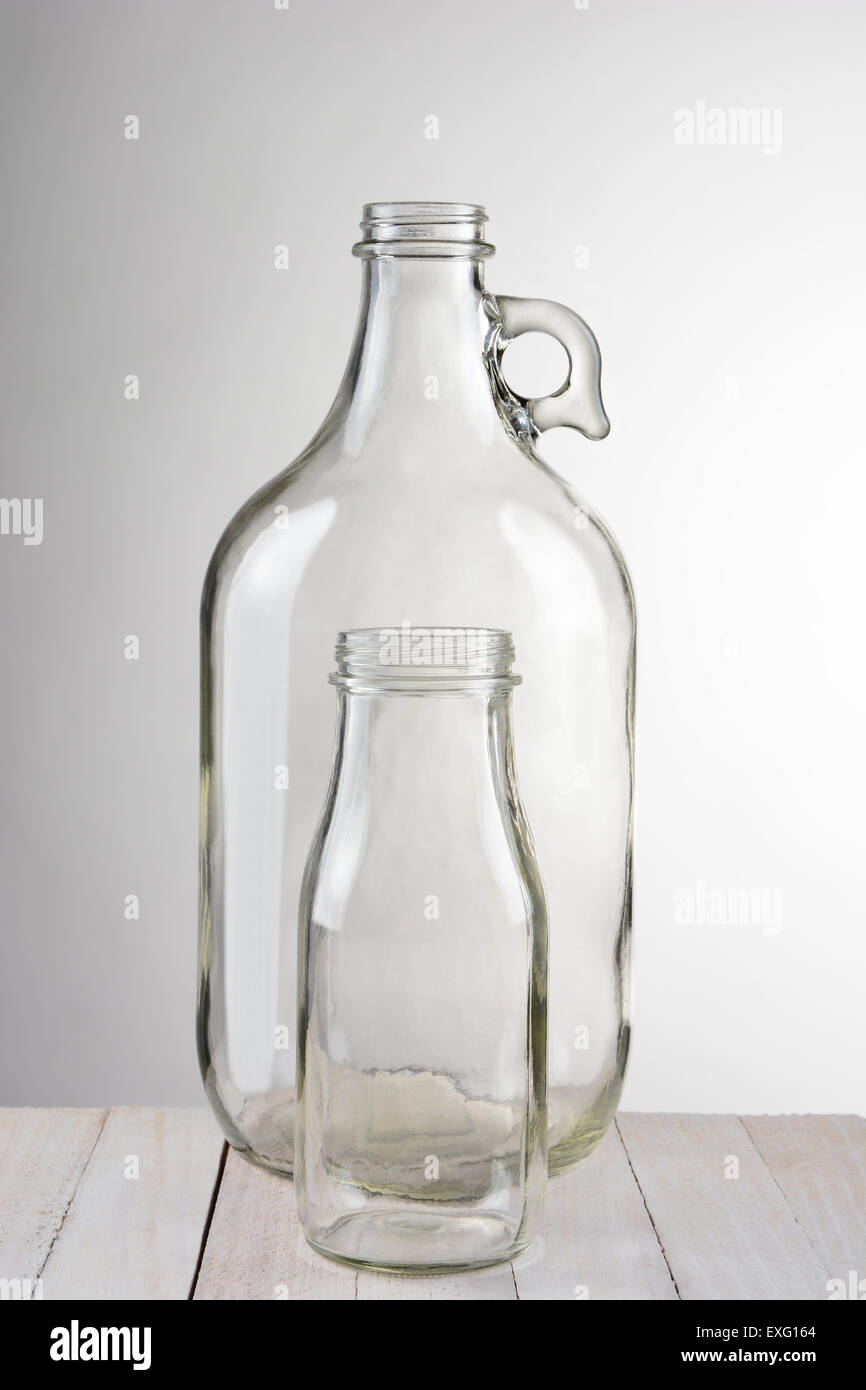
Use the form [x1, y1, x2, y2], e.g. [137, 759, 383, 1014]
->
[39, 1107, 224, 1300]
[618, 1113, 830, 1300]
[356, 1258, 516, 1300]
[194, 1148, 356, 1300]
[0, 1107, 106, 1297]
[513, 1125, 677, 1300]
[743, 1114, 866, 1284]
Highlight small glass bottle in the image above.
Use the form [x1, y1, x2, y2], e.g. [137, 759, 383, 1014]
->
[295, 626, 547, 1273]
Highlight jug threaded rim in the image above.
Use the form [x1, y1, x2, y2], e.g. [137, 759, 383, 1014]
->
[353, 202, 495, 259]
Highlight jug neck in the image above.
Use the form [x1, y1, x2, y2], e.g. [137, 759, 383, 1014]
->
[338, 203, 499, 445]
[340, 258, 494, 441]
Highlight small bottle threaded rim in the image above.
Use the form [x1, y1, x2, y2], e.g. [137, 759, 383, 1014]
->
[332, 625, 519, 690]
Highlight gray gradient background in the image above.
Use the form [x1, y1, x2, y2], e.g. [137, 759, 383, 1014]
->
[1, 0, 863, 1111]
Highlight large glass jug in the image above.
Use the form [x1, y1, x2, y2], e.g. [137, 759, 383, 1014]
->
[198, 202, 635, 1177]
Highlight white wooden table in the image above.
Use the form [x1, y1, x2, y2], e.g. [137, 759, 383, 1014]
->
[1, 1109, 862, 1300]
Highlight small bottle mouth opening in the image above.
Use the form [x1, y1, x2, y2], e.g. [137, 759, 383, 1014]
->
[353, 202, 495, 259]
[331, 625, 519, 691]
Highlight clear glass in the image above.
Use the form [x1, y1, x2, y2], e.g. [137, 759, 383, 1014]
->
[198, 202, 635, 1178]
[295, 627, 547, 1272]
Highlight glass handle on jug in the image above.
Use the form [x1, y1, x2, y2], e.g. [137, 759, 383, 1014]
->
[489, 294, 611, 441]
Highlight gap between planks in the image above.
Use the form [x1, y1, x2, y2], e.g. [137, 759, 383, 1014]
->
[616, 1113, 849, 1301]
[0, 1107, 108, 1295]
[4, 1107, 226, 1300]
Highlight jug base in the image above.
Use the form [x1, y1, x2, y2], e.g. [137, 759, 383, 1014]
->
[548, 1114, 613, 1174]
[226, 1114, 611, 1180]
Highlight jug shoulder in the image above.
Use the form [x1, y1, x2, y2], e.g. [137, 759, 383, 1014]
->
[202, 424, 635, 635]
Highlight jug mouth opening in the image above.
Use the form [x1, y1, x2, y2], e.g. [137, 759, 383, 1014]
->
[331, 624, 519, 692]
[353, 202, 495, 259]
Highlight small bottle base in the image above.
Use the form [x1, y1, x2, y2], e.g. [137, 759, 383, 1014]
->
[305, 1209, 531, 1275]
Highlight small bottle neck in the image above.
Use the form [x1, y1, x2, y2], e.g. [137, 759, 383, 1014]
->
[332, 682, 514, 816]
